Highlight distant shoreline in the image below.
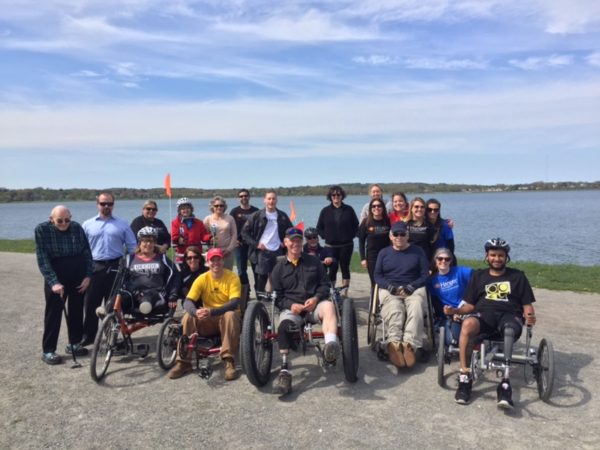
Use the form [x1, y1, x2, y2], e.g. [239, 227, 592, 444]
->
[1, 181, 598, 203]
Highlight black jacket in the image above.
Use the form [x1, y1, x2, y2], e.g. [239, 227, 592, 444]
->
[316, 203, 359, 245]
[241, 208, 293, 264]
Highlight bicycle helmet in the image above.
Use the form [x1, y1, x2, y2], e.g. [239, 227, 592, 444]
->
[484, 237, 510, 254]
[177, 197, 193, 210]
[137, 226, 158, 240]
[304, 227, 319, 239]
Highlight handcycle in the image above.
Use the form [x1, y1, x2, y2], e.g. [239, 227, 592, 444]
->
[90, 258, 176, 382]
[367, 284, 435, 363]
[240, 286, 359, 388]
[466, 326, 555, 402]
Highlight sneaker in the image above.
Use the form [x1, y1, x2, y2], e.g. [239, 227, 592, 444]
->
[95, 306, 106, 319]
[387, 341, 406, 368]
[42, 352, 63, 365]
[497, 379, 514, 410]
[272, 370, 292, 396]
[139, 301, 153, 315]
[65, 344, 89, 356]
[455, 373, 472, 405]
[167, 361, 192, 379]
[223, 358, 238, 381]
[323, 341, 340, 364]
[403, 342, 416, 368]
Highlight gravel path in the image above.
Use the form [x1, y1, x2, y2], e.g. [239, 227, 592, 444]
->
[1, 252, 599, 449]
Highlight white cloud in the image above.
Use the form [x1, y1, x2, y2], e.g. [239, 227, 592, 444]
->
[352, 54, 487, 70]
[538, 0, 600, 34]
[352, 54, 396, 65]
[586, 52, 600, 67]
[508, 54, 574, 70]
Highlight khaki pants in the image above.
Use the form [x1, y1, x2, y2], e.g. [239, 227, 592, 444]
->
[379, 287, 427, 347]
[177, 310, 241, 361]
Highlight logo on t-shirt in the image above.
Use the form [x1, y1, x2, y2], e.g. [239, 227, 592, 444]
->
[485, 281, 511, 301]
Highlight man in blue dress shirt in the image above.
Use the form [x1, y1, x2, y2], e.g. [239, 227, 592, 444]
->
[81, 192, 137, 346]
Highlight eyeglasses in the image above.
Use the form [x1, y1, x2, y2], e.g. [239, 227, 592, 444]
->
[54, 218, 71, 225]
[98, 202, 114, 207]
[239, 194, 249, 198]
[413, 205, 425, 209]
[427, 208, 440, 213]
[392, 231, 407, 237]
[144, 207, 157, 212]
[372, 204, 383, 209]
[186, 255, 200, 261]
[436, 257, 451, 262]
[213, 204, 225, 208]
[306, 236, 318, 240]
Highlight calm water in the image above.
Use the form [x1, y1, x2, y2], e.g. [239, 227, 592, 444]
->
[1, 190, 599, 266]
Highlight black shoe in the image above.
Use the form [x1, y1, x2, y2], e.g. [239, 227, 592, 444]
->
[42, 352, 63, 365]
[497, 379, 514, 410]
[272, 370, 292, 396]
[455, 373, 472, 405]
[80, 336, 94, 347]
[65, 344, 89, 356]
[323, 341, 340, 364]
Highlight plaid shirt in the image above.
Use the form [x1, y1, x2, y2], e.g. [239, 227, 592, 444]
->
[35, 220, 93, 287]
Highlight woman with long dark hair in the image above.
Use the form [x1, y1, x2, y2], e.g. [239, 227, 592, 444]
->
[406, 197, 435, 261]
[358, 198, 391, 290]
[426, 198, 455, 254]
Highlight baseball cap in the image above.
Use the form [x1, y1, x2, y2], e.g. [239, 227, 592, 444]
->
[285, 227, 303, 239]
[391, 221, 408, 234]
[206, 248, 224, 260]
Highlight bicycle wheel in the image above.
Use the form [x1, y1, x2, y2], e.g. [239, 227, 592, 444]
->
[241, 301, 273, 387]
[341, 298, 359, 383]
[90, 313, 119, 382]
[367, 289, 379, 350]
[157, 317, 181, 370]
[437, 326, 446, 387]
[536, 338, 555, 402]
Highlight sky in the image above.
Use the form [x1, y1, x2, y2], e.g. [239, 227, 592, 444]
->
[1, 0, 599, 189]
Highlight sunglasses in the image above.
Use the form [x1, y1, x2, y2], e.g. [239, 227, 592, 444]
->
[144, 207, 157, 212]
[54, 218, 71, 225]
[413, 205, 425, 209]
[213, 204, 225, 208]
[98, 202, 114, 207]
[392, 231, 407, 237]
[306, 236, 318, 240]
[186, 255, 200, 261]
[427, 208, 440, 212]
[372, 204, 383, 209]
[436, 257, 451, 262]
[239, 194, 249, 198]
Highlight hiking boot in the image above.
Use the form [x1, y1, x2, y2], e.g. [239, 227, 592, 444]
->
[167, 361, 192, 379]
[387, 341, 406, 368]
[403, 342, 416, 368]
[42, 352, 63, 365]
[223, 358, 238, 381]
[323, 340, 340, 364]
[95, 306, 106, 319]
[497, 379, 514, 410]
[272, 370, 292, 396]
[65, 344, 89, 356]
[455, 373, 472, 405]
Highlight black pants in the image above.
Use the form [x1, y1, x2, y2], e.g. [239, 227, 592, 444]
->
[82, 260, 119, 343]
[327, 242, 354, 283]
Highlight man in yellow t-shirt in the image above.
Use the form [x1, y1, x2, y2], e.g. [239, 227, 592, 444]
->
[167, 248, 242, 381]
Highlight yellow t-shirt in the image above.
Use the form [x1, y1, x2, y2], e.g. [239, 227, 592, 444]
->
[187, 269, 241, 309]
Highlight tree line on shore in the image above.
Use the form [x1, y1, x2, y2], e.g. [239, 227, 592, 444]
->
[0, 181, 598, 203]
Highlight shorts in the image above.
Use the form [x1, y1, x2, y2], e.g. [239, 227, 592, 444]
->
[278, 300, 332, 328]
[473, 310, 523, 340]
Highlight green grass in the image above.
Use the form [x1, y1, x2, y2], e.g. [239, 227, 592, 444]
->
[2, 239, 598, 293]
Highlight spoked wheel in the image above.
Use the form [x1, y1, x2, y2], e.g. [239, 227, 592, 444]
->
[367, 290, 379, 351]
[241, 301, 273, 387]
[341, 298, 359, 383]
[535, 338, 555, 402]
[437, 326, 446, 387]
[157, 317, 181, 370]
[91, 313, 120, 382]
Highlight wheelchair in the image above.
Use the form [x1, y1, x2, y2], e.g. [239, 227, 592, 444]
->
[90, 258, 176, 382]
[367, 284, 435, 362]
[156, 285, 250, 380]
[240, 286, 359, 388]
[466, 325, 555, 402]
[435, 315, 461, 387]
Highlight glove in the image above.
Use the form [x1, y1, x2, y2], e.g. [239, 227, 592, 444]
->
[404, 284, 416, 295]
[387, 284, 399, 296]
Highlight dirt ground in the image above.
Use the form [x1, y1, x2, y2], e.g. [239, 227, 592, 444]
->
[1, 252, 599, 449]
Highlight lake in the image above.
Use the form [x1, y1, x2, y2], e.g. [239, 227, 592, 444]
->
[1, 190, 598, 266]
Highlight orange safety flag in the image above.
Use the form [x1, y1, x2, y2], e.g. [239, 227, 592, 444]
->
[164, 173, 172, 198]
[295, 221, 304, 233]
[289, 200, 297, 223]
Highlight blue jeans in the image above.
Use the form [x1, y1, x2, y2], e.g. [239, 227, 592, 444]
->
[437, 317, 462, 346]
[234, 244, 252, 285]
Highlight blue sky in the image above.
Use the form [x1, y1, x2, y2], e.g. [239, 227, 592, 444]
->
[1, 0, 599, 189]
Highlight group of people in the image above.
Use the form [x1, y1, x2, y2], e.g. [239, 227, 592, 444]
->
[35, 186, 538, 408]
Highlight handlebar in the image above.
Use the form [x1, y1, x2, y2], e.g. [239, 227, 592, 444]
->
[256, 291, 277, 302]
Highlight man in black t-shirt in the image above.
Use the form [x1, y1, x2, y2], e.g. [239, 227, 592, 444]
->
[443, 238, 537, 409]
[230, 189, 259, 289]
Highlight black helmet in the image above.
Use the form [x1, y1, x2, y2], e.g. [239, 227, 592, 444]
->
[484, 237, 510, 254]
[304, 227, 318, 239]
